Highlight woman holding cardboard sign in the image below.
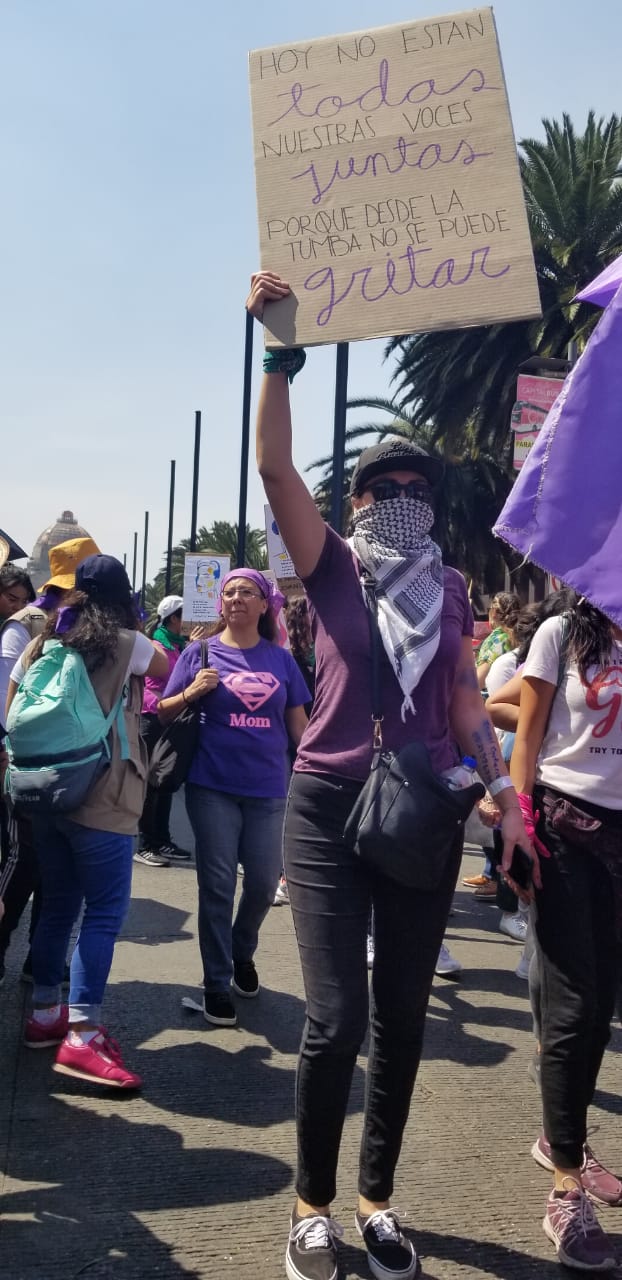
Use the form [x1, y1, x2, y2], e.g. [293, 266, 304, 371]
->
[248, 270, 530, 1280]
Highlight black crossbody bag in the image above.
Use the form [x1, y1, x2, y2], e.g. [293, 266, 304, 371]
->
[148, 640, 209, 793]
[343, 583, 485, 890]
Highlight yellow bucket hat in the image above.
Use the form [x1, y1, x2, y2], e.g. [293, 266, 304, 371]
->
[43, 536, 101, 591]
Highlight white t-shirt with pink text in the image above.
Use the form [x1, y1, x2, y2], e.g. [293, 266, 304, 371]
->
[523, 615, 622, 810]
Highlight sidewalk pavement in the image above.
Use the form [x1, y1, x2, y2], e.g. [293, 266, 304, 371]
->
[1, 802, 621, 1280]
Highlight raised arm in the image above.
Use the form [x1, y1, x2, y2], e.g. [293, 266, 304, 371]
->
[247, 272, 326, 580]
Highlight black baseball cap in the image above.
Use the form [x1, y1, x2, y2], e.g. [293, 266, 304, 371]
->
[349, 439, 444, 496]
[75, 555, 132, 604]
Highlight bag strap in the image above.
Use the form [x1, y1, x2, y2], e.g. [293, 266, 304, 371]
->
[200, 639, 209, 669]
[361, 577, 384, 751]
[557, 614, 570, 689]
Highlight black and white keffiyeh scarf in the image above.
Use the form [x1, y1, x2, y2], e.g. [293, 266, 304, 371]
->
[349, 496, 444, 719]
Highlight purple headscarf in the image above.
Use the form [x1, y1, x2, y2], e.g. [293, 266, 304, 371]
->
[218, 568, 285, 615]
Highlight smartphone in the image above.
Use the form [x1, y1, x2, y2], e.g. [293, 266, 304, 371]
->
[508, 844, 533, 891]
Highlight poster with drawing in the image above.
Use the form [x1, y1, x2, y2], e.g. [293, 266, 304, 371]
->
[183, 554, 230, 623]
[249, 7, 541, 347]
[265, 504, 296, 579]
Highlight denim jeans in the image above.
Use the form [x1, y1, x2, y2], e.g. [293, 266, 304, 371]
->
[30, 817, 134, 1024]
[284, 770, 463, 1206]
[533, 786, 621, 1170]
[185, 784, 285, 994]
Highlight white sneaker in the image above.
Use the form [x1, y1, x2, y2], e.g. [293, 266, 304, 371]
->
[515, 949, 530, 980]
[273, 877, 289, 905]
[499, 912, 528, 943]
[435, 942, 462, 976]
[366, 935, 375, 969]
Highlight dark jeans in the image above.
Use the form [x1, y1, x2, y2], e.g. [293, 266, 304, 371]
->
[534, 786, 622, 1170]
[138, 713, 173, 848]
[0, 803, 41, 963]
[285, 770, 463, 1206]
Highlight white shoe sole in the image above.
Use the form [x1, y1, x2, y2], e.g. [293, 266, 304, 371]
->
[542, 1213, 617, 1270]
[203, 1007, 237, 1026]
[52, 1061, 140, 1088]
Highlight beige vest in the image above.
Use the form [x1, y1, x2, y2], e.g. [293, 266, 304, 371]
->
[0, 605, 46, 644]
[71, 629, 148, 836]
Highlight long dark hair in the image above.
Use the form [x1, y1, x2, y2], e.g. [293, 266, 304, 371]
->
[32, 589, 137, 672]
[286, 598, 313, 664]
[564, 595, 616, 683]
[514, 588, 577, 665]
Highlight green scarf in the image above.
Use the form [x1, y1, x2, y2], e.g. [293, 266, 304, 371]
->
[153, 623, 187, 653]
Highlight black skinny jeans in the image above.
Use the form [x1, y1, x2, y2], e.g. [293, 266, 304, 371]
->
[534, 786, 622, 1170]
[138, 713, 173, 848]
[284, 770, 463, 1206]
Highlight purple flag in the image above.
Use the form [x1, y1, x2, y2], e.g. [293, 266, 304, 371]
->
[575, 251, 622, 309]
[493, 283, 622, 626]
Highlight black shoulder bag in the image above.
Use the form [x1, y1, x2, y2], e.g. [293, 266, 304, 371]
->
[343, 583, 485, 890]
[148, 640, 209, 794]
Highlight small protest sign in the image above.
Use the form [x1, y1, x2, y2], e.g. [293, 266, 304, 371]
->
[183, 554, 230, 623]
[265, 504, 296, 579]
[249, 7, 541, 348]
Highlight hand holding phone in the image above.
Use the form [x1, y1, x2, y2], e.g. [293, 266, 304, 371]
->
[508, 844, 533, 892]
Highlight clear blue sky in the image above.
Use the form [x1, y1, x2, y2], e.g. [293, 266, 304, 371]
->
[2, 0, 620, 579]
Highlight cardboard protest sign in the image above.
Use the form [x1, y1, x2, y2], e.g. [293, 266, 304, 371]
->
[182, 554, 230, 623]
[249, 7, 541, 348]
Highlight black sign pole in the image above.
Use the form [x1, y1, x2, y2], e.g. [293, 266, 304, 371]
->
[131, 532, 138, 591]
[236, 310, 255, 568]
[165, 459, 176, 593]
[190, 411, 201, 552]
[141, 511, 149, 608]
[329, 343, 349, 532]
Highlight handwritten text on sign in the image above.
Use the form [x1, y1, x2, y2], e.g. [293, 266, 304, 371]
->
[249, 9, 541, 347]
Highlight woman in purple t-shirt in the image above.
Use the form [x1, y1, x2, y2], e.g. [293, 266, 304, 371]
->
[158, 568, 309, 1028]
[247, 271, 531, 1280]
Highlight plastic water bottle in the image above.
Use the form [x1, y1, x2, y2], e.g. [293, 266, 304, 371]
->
[441, 755, 479, 790]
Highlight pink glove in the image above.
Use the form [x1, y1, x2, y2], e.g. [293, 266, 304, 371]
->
[517, 792, 551, 859]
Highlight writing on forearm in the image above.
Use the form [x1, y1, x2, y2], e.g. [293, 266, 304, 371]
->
[470, 717, 506, 786]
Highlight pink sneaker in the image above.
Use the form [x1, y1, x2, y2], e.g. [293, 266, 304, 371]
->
[543, 1183, 617, 1270]
[53, 1029, 142, 1089]
[24, 1007, 69, 1049]
[533, 1136, 622, 1207]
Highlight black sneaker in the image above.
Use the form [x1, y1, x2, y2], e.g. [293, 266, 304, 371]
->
[232, 959, 259, 998]
[203, 992, 237, 1026]
[286, 1208, 342, 1280]
[158, 842, 192, 860]
[355, 1208, 418, 1280]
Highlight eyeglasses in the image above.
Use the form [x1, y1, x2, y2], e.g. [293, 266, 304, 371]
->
[222, 587, 263, 601]
[367, 478, 433, 504]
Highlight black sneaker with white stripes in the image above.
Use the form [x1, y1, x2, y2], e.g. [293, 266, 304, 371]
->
[354, 1208, 418, 1280]
[286, 1208, 343, 1280]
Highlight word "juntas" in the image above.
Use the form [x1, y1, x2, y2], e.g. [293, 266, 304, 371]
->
[304, 245, 511, 327]
[293, 135, 492, 204]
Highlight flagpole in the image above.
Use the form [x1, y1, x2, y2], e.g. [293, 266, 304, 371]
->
[190, 411, 201, 552]
[141, 511, 149, 608]
[165, 459, 176, 593]
[236, 309, 255, 567]
[330, 343, 349, 532]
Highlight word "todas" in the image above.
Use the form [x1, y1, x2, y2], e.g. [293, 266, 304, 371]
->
[268, 62, 498, 127]
[304, 245, 511, 327]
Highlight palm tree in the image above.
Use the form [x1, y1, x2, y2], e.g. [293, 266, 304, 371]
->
[145, 521, 267, 615]
[384, 113, 622, 454]
[307, 401, 514, 591]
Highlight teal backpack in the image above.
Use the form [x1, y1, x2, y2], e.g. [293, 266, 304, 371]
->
[6, 639, 129, 813]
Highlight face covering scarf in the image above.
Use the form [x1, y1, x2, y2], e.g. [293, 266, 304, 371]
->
[349, 496, 444, 720]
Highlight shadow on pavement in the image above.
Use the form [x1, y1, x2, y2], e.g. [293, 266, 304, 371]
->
[121, 895, 194, 944]
[2, 1099, 292, 1280]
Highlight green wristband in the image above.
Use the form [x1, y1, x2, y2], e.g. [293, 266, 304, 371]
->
[263, 347, 307, 384]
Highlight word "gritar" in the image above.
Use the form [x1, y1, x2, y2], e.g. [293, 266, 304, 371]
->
[304, 245, 511, 326]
